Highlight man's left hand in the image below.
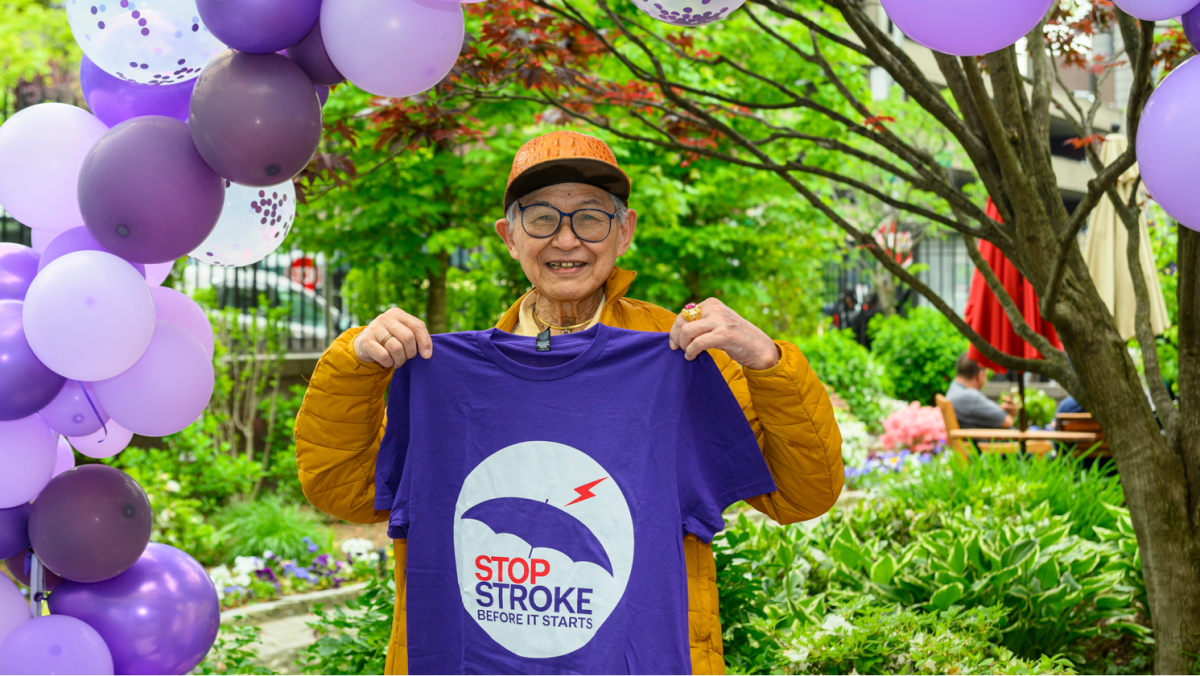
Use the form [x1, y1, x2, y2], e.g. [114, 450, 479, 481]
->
[669, 298, 780, 371]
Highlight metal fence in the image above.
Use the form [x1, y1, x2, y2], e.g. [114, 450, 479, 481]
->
[2, 216, 349, 354]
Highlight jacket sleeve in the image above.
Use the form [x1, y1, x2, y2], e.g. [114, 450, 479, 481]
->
[713, 340, 843, 524]
[294, 326, 392, 524]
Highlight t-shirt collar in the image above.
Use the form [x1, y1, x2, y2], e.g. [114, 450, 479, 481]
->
[475, 323, 611, 381]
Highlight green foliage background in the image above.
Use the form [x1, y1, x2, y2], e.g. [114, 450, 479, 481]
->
[870, 307, 968, 405]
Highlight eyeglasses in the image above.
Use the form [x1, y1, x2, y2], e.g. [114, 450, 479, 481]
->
[517, 202, 615, 243]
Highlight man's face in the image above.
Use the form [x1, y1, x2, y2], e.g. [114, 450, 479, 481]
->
[495, 183, 637, 302]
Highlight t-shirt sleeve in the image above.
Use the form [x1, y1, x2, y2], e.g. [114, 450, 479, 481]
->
[374, 364, 412, 513]
[676, 352, 777, 543]
[960, 389, 1009, 428]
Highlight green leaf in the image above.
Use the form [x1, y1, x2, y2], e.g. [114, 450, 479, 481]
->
[1035, 558, 1060, 592]
[1037, 524, 1070, 549]
[1001, 539, 1038, 569]
[930, 582, 964, 611]
[948, 540, 967, 576]
[870, 554, 897, 586]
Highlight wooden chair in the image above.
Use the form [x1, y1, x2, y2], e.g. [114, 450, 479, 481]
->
[1055, 412, 1111, 458]
[935, 394, 1097, 461]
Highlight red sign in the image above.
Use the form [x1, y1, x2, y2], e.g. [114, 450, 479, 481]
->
[289, 257, 322, 290]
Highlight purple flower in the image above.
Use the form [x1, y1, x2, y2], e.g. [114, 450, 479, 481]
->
[255, 567, 277, 583]
[302, 536, 319, 554]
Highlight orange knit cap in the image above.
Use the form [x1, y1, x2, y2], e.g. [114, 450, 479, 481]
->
[504, 131, 631, 211]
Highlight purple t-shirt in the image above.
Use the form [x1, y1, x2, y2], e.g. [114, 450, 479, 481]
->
[375, 324, 776, 675]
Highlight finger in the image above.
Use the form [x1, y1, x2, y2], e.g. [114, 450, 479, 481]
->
[389, 309, 433, 359]
[359, 338, 395, 369]
[668, 313, 687, 350]
[677, 316, 718, 353]
[382, 319, 418, 362]
[684, 331, 725, 361]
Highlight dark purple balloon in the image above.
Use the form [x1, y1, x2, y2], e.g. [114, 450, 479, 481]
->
[287, 20, 345, 86]
[78, 116, 225, 264]
[1185, 4, 1200, 51]
[0, 300, 66, 421]
[0, 503, 29, 560]
[38, 226, 147, 278]
[190, 51, 324, 187]
[0, 243, 39, 301]
[28, 465, 152, 583]
[4, 548, 64, 591]
[48, 543, 220, 675]
[316, 85, 329, 107]
[198, 0, 321, 54]
[79, 55, 195, 129]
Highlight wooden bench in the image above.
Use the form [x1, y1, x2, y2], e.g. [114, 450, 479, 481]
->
[1054, 412, 1111, 457]
[935, 394, 1101, 461]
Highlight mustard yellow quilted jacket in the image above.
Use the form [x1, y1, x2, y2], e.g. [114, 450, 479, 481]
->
[294, 267, 843, 675]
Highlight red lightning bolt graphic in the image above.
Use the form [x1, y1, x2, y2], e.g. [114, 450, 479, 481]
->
[565, 477, 607, 506]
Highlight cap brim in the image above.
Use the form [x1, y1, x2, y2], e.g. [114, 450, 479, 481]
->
[504, 157, 630, 211]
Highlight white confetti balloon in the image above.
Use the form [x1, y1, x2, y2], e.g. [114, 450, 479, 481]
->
[629, 0, 745, 25]
[189, 179, 295, 267]
[66, 0, 226, 85]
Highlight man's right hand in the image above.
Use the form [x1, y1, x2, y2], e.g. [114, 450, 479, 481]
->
[352, 308, 433, 369]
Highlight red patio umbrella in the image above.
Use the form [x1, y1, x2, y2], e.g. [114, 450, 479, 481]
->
[964, 198, 1063, 434]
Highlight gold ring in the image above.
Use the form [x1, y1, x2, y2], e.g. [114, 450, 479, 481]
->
[681, 303, 702, 322]
[379, 334, 393, 348]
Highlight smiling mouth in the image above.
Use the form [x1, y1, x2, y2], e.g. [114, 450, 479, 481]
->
[547, 262, 587, 270]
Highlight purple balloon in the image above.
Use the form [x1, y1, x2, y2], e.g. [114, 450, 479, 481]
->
[1113, 0, 1200, 20]
[198, 0, 321, 54]
[1138, 56, 1200, 230]
[0, 504, 29, 561]
[69, 420, 135, 460]
[879, 0, 1056, 56]
[0, 244, 39, 301]
[93, 321, 214, 437]
[39, 380, 109, 438]
[0, 300, 66, 422]
[316, 84, 330, 107]
[79, 55, 195, 129]
[29, 465, 152, 584]
[1185, 4, 1200, 51]
[79, 116, 225, 264]
[4, 548, 64, 591]
[287, 20, 345, 86]
[53, 435, 76, 477]
[152, 286, 214, 357]
[0, 416, 56, 509]
[0, 615, 114, 675]
[38, 226, 147, 277]
[48, 543, 220, 676]
[321, 0, 464, 98]
[190, 51, 324, 187]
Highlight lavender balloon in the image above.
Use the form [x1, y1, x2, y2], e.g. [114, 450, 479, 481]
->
[38, 226, 147, 278]
[79, 116, 225, 264]
[30, 228, 54, 254]
[39, 380, 109, 438]
[29, 465, 152, 584]
[0, 504, 29, 560]
[0, 244, 38, 300]
[49, 543, 220, 676]
[94, 321, 214, 437]
[286, 21, 345, 85]
[80, 55, 196, 128]
[147, 261, 175, 286]
[1138, 56, 1200, 230]
[0, 615, 115, 675]
[879, 0, 1056, 56]
[152, 286, 215, 357]
[53, 435, 76, 477]
[0, 416, 56, 509]
[0, 576, 30, 647]
[190, 179, 295, 268]
[69, 420, 135, 460]
[190, 51, 323, 186]
[23, 250, 156, 382]
[1113, 0, 1200, 20]
[198, 0, 321, 53]
[4, 549, 64, 591]
[0, 103, 108, 232]
[321, 0, 464, 98]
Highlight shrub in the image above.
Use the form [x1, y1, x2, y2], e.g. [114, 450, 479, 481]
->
[796, 329, 886, 429]
[195, 624, 276, 676]
[1010, 387, 1057, 428]
[878, 403, 946, 454]
[298, 572, 396, 675]
[212, 495, 330, 562]
[869, 307, 967, 405]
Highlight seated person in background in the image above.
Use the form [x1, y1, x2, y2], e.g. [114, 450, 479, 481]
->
[946, 353, 1019, 429]
[1057, 395, 1085, 415]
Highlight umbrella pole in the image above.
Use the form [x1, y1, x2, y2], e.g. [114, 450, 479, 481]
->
[1018, 373, 1028, 455]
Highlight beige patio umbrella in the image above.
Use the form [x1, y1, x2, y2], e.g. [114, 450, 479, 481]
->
[1082, 133, 1170, 341]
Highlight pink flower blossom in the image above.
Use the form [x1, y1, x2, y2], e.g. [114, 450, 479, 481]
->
[878, 402, 946, 454]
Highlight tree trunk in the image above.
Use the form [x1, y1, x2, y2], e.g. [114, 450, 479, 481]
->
[426, 249, 449, 335]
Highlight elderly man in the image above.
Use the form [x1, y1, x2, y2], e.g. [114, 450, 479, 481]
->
[294, 130, 842, 675]
[946, 353, 1019, 429]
